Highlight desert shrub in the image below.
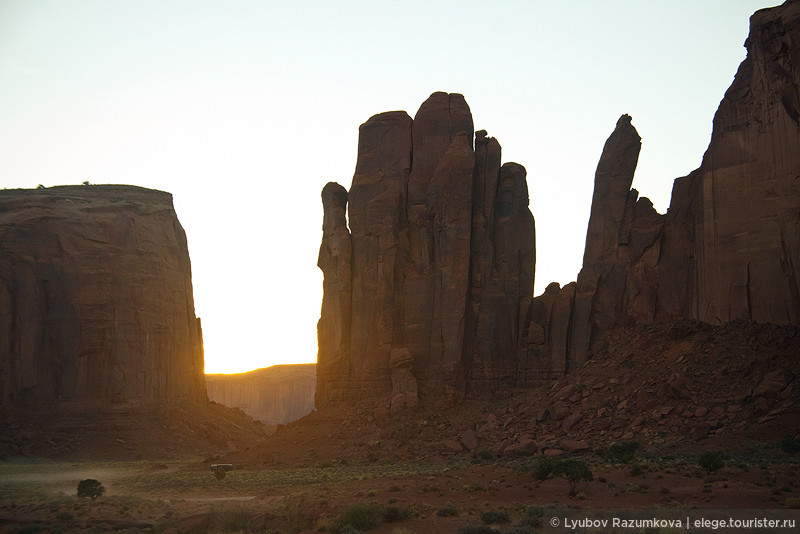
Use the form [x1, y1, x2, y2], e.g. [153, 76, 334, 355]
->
[553, 459, 593, 496]
[209, 505, 249, 532]
[458, 526, 499, 534]
[781, 436, 800, 454]
[629, 462, 643, 476]
[524, 457, 592, 496]
[437, 502, 459, 517]
[383, 505, 411, 523]
[480, 509, 510, 524]
[477, 449, 494, 461]
[528, 456, 559, 481]
[607, 441, 641, 463]
[518, 507, 543, 527]
[696, 451, 725, 474]
[213, 469, 226, 480]
[335, 503, 384, 531]
[76, 479, 105, 500]
[785, 497, 800, 509]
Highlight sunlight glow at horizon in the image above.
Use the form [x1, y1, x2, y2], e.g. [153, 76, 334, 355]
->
[0, 0, 774, 374]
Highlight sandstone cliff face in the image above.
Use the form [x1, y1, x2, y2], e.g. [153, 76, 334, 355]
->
[318, 2, 800, 409]
[206, 364, 316, 425]
[530, 0, 800, 367]
[679, 1, 800, 326]
[317, 92, 536, 408]
[0, 185, 206, 410]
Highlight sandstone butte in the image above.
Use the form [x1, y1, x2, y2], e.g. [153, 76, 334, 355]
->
[206, 364, 316, 425]
[0, 185, 206, 410]
[316, 0, 800, 413]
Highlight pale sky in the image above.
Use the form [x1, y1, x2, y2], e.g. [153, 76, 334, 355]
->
[0, 0, 773, 373]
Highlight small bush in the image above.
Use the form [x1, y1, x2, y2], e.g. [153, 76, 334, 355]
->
[697, 451, 725, 474]
[781, 436, 800, 454]
[76, 479, 105, 500]
[336, 504, 384, 531]
[437, 502, 459, 517]
[629, 462, 643, 476]
[607, 441, 640, 463]
[525, 457, 592, 496]
[529, 456, 559, 481]
[383, 505, 411, 523]
[209, 505, 249, 532]
[480, 509, 510, 525]
[518, 507, 543, 527]
[553, 459, 593, 497]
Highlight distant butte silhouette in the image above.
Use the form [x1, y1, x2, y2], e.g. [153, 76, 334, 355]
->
[316, 0, 800, 413]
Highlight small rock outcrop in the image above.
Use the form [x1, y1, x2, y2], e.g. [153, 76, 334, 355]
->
[206, 364, 316, 425]
[0, 185, 206, 410]
[317, 92, 536, 408]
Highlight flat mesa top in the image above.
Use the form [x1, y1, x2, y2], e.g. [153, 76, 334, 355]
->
[0, 185, 175, 216]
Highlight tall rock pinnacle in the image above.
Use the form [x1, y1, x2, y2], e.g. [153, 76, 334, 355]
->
[317, 1, 800, 411]
[316, 92, 536, 409]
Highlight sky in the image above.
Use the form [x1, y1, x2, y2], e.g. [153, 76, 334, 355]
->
[0, 0, 775, 373]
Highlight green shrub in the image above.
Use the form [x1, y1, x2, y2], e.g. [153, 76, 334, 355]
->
[529, 456, 559, 481]
[437, 502, 459, 517]
[525, 457, 593, 496]
[781, 436, 800, 454]
[553, 459, 593, 497]
[785, 497, 800, 509]
[383, 505, 411, 523]
[697, 451, 725, 474]
[208, 505, 249, 532]
[629, 462, 643, 476]
[336, 504, 384, 531]
[518, 507, 543, 527]
[76, 479, 105, 500]
[480, 509, 510, 525]
[607, 441, 641, 463]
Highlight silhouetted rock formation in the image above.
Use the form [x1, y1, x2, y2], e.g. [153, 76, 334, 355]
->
[317, 92, 536, 408]
[530, 0, 800, 365]
[0, 185, 206, 410]
[317, 1, 800, 411]
[669, 0, 800, 325]
[206, 364, 316, 424]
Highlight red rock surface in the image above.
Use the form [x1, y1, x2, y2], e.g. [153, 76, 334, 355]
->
[205, 364, 316, 425]
[317, 1, 800, 411]
[0, 185, 206, 410]
[316, 92, 536, 408]
[530, 1, 800, 368]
